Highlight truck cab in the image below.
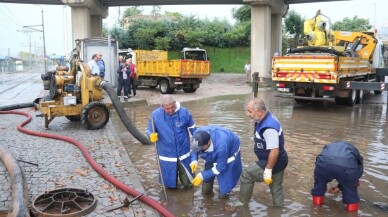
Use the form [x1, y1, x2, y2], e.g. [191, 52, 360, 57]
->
[181, 48, 209, 61]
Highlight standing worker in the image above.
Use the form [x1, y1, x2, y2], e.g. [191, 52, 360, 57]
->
[97, 52, 105, 79]
[127, 58, 137, 98]
[235, 98, 288, 207]
[116, 59, 129, 100]
[190, 126, 242, 199]
[87, 54, 100, 76]
[146, 95, 197, 188]
[311, 141, 363, 212]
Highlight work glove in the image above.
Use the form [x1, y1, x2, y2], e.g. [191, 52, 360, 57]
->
[190, 161, 198, 173]
[192, 173, 203, 187]
[149, 133, 158, 143]
[263, 168, 273, 185]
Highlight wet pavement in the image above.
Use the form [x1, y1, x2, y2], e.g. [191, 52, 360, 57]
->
[112, 88, 388, 216]
[0, 70, 158, 216]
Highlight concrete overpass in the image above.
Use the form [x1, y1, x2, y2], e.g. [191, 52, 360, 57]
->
[0, 0, 348, 77]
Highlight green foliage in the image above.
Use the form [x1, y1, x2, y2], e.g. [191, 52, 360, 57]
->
[232, 5, 251, 23]
[284, 10, 304, 38]
[155, 37, 171, 50]
[123, 6, 142, 17]
[332, 16, 372, 31]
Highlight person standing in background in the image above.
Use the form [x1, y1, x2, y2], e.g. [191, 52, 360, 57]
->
[116, 59, 129, 100]
[244, 61, 251, 83]
[97, 52, 105, 79]
[127, 58, 137, 98]
[87, 54, 100, 76]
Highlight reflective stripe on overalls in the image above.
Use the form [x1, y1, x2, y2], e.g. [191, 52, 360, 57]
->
[159, 151, 190, 162]
[212, 147, 240, 175]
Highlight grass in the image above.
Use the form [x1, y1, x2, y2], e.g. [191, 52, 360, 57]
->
[168, 46, 250, 73]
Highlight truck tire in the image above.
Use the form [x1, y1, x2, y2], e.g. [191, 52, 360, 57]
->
[356, 89, 364, 104]
[81, 101, 109, 130]
[159, 80, 174, 94]
[183, 86, 197, 93]
[345, 89, 356, 106]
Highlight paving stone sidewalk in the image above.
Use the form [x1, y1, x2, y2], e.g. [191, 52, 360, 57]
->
[0, 105, 158, 216]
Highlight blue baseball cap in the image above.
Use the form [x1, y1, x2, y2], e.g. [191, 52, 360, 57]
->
[190, 130, 210, 153]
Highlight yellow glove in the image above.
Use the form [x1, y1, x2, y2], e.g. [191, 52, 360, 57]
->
[192, 173, 203, 186]
[150, 133, 158, 143]
[263, 168, 273, 185]
[190, 161, 198, 173]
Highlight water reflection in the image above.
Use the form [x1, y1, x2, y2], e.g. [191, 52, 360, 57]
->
[111, 90, 388, 216]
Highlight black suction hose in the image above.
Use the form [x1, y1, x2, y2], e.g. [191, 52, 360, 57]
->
[0, 102, 35, 111]
[100, 81, 152, 145]
[0, 145, 30, 217]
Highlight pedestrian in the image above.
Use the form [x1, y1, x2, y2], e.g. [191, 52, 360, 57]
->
[147, 95, 197, 189]
[116, 59, 129, 100]
[311, 141, 363, 212]
[234, 98, 288, 207]
[190, 125, 242, 199]
[87, 54, 100, 76]
[97, 52, 105, 79]
[127, 58, 137, 98]
[244, 61, 251, 82]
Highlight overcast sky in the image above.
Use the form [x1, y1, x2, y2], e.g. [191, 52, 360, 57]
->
[0, 0, 387, 57]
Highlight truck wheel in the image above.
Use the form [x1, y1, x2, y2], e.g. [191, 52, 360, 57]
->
[345, 89, 356, 106]
[159, 80, 174, 94]
[183, 86, 197, 93]
[356, 89, 364, 104]
[81, 101, 109, 130]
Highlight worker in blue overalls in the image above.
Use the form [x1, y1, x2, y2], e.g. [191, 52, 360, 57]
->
[190, 125, 242, 199]
[311, 141, 364, 212]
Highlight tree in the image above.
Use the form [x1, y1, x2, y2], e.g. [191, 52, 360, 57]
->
[123, 6, 142, 18]
[232, 5, 250, 23]
[332, 16, 372, 32]
[284, 10, 304, 39]
[155, 37, 171, 50]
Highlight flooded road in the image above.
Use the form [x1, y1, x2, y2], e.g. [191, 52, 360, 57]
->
[112, 90, 388, 217]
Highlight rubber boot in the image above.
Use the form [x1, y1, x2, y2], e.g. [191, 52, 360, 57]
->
[312, 196, 324, 205]
[202, 182, 213, 196]
[346, 203, 358, 212]
[218, 190, 230, 200]
[235, 182, 253, 207]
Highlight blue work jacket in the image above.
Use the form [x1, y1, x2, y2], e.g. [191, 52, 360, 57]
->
[191, 125, 242, 195]
[146, 102, 196, 187]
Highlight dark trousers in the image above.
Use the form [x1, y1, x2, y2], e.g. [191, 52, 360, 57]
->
[129, 77, 136, 96]
[311, 163, 361, 204]
[117, 77, 129, 97]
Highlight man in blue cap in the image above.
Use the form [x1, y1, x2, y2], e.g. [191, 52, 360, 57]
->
[311, 141, 364, 212]
[190, 125, 242, 199]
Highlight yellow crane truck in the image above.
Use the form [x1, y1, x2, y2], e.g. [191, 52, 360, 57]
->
[120, 48, 210, 94]
[272, 10, 387, 106]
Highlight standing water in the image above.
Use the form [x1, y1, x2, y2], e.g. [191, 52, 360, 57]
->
[111, 90, 388, 217]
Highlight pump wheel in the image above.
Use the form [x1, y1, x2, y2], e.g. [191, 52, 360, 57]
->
[81, 101, 109, 130]
[66, 115, 81, 122]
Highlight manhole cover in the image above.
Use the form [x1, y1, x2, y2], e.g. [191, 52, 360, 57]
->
[31, 188, 97, 217]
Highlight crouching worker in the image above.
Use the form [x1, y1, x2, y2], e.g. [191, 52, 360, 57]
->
[190, 126, 242, 199]
[311, 141, 364, 212]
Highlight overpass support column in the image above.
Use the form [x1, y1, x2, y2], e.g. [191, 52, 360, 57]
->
[251, 5, 271, 78]
[245, 0, 288, 78]
[62, 0, 108, 43]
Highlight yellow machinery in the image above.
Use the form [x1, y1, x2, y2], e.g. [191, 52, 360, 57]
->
[38, 39, 110, 129]
[272, 10, 385, 106]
